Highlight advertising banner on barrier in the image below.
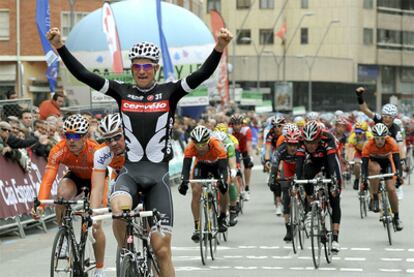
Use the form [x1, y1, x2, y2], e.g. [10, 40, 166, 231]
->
[0, 155, 65, 219]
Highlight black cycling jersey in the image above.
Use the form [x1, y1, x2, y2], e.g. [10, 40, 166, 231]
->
[295, 131, 342, 185]
[57, 46, 222, 164]
[271, 143, 296, 167]
[373, 114, 403, 143]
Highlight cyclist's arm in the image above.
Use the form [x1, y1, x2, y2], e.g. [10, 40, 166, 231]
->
[269, 148, 283, 184]
[361, 157, 369, 180]
[345, 143, 355, 161]
[56, 46, 106, 92]
[181, 157, 193, 181]
[38, 166, 59, 201]
[327, 153, 342, 186]
[90, 170, 106, 209]
[295, 154, 305, 180]
[264, 142, 272, 162]
[355, 88, 375, 118]
[392, 153, 402, 177]
[184, 49, 222, 91]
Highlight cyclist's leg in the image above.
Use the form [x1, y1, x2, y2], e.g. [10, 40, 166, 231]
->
[384, 162, 399, 215]
[55, 171, 81, 225]
[242, 152, 253, 191]
[191, 163, 206, 232]
[110, 166, 138, 248]
[303, 159, 321, 209]
[144, 164, 174, 277]
[367, 160, 381, 200]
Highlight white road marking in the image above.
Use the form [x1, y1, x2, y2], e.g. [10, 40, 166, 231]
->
[407, 269, 414, 273]
[209, 266, 231, 269]
[381, 257, 402, 262]
[238, 246, 257, 249]
[340, 268, 363, 272]
[234, 266, 258, 270]
[173, 256, 201, 261]
[350, 247, 371, 251]
[262, 266, 284, 270]
[385, 248, 405, 252]
[409, 249, 414, 252]
[298, 256, 312, 260]
[319, 267, 337, 271]
[379, 269, 403, 272]
[332, 257, 341, 260]
[176, 266, 209, 271]
[344, 257, 366, 261]
[223, 255, 243, 259]
[246, 255, 268, 259]
[407, 258, 414, 262]
[272, 255, 294, 259]
[259, 246, 280, 249]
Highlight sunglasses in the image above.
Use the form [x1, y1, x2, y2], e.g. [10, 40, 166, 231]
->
[1, 128, 10, 132]
[131, 63, 155, 71]
[65, 133, 83, 141]
[304, 140, 319, 145]
[104, 134, 123, 143]
[195, 141, 209, 148]
[374, 136, 386, 141]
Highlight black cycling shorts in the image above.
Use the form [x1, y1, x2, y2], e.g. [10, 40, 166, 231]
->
[112, 161, 173, 230]
[193, 162, 221, 179]
[369, 158, 393, 176]
[62, 171, 92, 196]
[241, 152, 254, 169]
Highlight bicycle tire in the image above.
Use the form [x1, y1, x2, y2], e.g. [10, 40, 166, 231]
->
[119, 255, 137, 277]
[359, 194, 365, 219]
[116, 247, 121, 277]
[310, 203, 321, 269]
[323, 208, 333, 264]
[209, 195, 218, 260]
[51, 228, 73, 277]
[290, 196, 299, 254]
[382, 191, 393, 246]
[80, 232, 95, 276]
[298, 200, 307, 250]
[199, 198, 208, 265]
[364, 192, 369, 217]
[237, 175, 245, 215]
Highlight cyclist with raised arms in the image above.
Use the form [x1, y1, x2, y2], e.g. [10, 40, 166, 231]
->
[268, 123, 301, 241]
[179, 126, 229, 241]
[360, 123, 403, 231]
[295, 121, 342, 253]
[47, 27, 233, 277]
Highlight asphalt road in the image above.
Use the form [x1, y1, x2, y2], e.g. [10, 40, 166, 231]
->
[1, 165, 414, 276]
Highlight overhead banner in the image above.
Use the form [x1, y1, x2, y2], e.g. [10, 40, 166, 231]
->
[0, 155, 65, 219]
[210, 10, 229, 105]
[102, 2, 124, 74]
[36, 0, 59, 93]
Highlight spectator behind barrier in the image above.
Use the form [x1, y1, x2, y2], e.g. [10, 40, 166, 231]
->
[2, 89, 23, 118]
[20, 109, 34, 132]
[39, 92, 64, 120]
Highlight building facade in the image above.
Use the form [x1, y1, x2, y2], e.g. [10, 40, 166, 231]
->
[206, 0, 414, 112]
[0, 0, 204, 106]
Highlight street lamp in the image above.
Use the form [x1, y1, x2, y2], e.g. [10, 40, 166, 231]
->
[297, 19, 340, 112]
[282, 12, 315, 81]
[240, 37, 261, 92]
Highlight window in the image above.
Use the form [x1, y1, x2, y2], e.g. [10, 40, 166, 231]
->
[381, 66, 396, 94]
[301, 0, 309, 9]
[61, 11, 89, 38]
[378, 0, 401, 9]
[401, 67, 414, 82]
[363, 28, 373, 45]
[260, 0, 274, 9]
[207, 0, 221, 12]
[402, 0, 414, 10]
[0, 10, 9, 40]
[300, 28, 308, 44]
[363, 0, 373, 9]
[259, 29, 274, 45]
[236, 29, 251, 44]
[237, 0, 251, 9]
[377, 29, 401, 44]
[403, 31, 414, 45]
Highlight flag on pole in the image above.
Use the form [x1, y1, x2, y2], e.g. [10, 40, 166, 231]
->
[156, 0, 175, 81]
[276, 22, 287, 40]
[102, 1, 124, 74]
[36, 0, 59, 93]
[210, 10, 229, 105]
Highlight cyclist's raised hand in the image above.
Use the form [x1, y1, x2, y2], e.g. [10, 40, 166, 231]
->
[355, 87, 365, 96]
[215, 28, 233, 52]
[46, 27, 64, 49]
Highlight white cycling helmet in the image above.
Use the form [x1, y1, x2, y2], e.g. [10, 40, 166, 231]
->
[190, 126, 210, 144]
[99, 113, 122, 138]
[63, 114, 89, 135]
[372, 123, 389, 137]
[211, 130, 227, 142]
[306, 111, 319, 121]
[128, 42, 160, 63]
[381, 103, 398, 117]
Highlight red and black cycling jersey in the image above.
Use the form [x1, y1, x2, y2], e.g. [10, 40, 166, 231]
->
[373, 114, 403, 143]
[295, 131, 342, 184]
[57, 46, 222, 164]
[272, 142, 296, 167]
[265, 128, 285, 150]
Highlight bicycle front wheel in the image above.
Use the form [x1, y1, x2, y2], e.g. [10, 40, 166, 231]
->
[382, 192, 393, 246]
[51, 228, 73, 277]
[310, 203, 321, 269]
[120, 255, 137, 277]
[298, 198, 307, 250]
[290, 196, 299, 254]
[209, 195, 218, 260]
[359, 193, 365, 219]
[199, 198, 208, 265]
[80, 232, 95, 276]
[323, 208, 333, 264]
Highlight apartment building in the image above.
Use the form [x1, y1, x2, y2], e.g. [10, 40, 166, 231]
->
[207, 0, 414, 112]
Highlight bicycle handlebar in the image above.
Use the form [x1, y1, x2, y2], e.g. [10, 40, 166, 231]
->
[188, 179, 218, 183]
[367, 173, 395, 180]
[294, 178, 333, 184]
[39, 199, 85, 205]
[91, 210, 158, 223]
